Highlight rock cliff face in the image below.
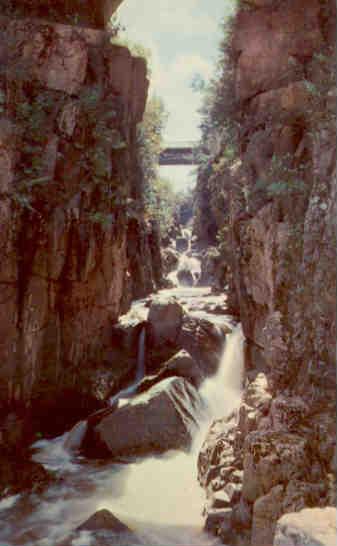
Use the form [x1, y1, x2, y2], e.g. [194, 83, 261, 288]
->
[196, 1, 336, 544]
[0, 11, 162, 443]
[0, 0, 124, 28]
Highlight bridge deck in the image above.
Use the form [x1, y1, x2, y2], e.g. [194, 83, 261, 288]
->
[159, 141, 198, 166]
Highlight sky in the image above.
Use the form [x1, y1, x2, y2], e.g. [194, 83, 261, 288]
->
[116, 0, 232, 192]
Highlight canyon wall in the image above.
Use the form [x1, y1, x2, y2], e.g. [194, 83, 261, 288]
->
[195, 1, 336, 544]
[0, 10, 162, 441]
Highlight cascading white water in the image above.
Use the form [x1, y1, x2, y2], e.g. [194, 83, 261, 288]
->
[61, 328, 147, 454]
[91, 325, 245, 545]
[169, 227, 201, 287]
[0, 321, 244, 546]
[109, 326, 146, 407]
[136, 327, 146, 382]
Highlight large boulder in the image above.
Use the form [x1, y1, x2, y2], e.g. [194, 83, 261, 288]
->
[242, 431, 310, 503]
[148, 297, 184, 348]
[58, 509, 141, 546]
[83, 377, 204, 458]
[273, 507, 337, 546]
[251, 485, 285, 546]
[136, 350, 204, 391]
[177, 314, 229, 375]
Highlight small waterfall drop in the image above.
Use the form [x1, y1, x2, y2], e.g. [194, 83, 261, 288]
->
[169, 227, 201, 287]
[7, 323, 244, 546]
[62, 328, 147, 455]
[199, 324, 244, 422]
[136, 327, 146, 382]
[109, 326, 146, 407]
[93, 325, 245, 544]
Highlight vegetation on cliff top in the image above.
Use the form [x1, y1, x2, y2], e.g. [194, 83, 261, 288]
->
[137, 95, 193, 236]
[192, 0, 336, 247]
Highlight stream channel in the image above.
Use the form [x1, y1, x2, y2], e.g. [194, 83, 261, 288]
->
[0, 230, 245, 546]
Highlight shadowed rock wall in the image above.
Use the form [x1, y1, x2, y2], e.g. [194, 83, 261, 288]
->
[0, 0, 124, 28]
[0, 15, 162, 439]
[196, 1, 336, 544]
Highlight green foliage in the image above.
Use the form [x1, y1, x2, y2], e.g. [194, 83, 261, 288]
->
[137, 96, 191, 235]
[253, 154, 307, 198]
[146, 177, 178, 236]
[200, 7, 237, 149]
[137, 95, 167, 206]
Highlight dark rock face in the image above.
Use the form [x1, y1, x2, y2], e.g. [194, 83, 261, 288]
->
[177, 314, 229, 376]
[162, 247, 179, 276]
[198, 247, 229, 290]
[136, 349, 204, 391]
[147, 298, 184, 367]
[177, 267, 194, 286]
[0, 409, 54, 498]
[58, 509, 142, 546]
[196, 1, 336, 544]
[0, 12, 162, 469]
[77, 509, 134, 534]
[0, 0, 124, 28]
[83, 377, 204, 458]
[176, 236, 189, 252]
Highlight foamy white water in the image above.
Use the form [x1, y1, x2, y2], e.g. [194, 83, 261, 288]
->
[169, 227, 201, 287]
[92, 325, 244, 543]
[0, 303, 244, 546]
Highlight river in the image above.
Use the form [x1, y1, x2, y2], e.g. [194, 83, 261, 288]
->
[0, 233, 244, 546]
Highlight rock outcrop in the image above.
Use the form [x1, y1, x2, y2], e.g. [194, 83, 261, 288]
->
[136, 349, 203, 391]
[196, 0, 336, 544]
[58, 509, 142, 546]
[0, 0, 124, 28]
[273, 507, 337, 546]
[0, 6, 163, 488]
[83, 376, 204, 458]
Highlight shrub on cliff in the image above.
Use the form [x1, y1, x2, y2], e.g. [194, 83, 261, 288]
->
[137, 95, 178, 236]
[192, 5, 241, 247]
[146, 177, 178, 236]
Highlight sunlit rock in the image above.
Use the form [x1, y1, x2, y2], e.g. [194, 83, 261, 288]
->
[136, 349, 204, 391]
[273, 507, 337, 546]
[83, 377, 204, 458]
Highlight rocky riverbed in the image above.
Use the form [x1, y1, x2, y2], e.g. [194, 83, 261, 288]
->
[0, 228, 244, 546]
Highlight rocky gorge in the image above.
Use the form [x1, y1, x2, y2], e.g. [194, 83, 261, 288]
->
[194, 0, 336, 545]
[0, 0, 164, 496]
[0, 1, 336, 546]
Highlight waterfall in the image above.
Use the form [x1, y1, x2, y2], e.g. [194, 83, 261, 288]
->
[93, 325, 245, 544]
[136, 327, 146, 382]
[169, 227, 201, 287]
[61, 328, 147, 454]
[109, 327, 146, 407]
[199, 324, 244, 422]
[9, 323, 245, 546]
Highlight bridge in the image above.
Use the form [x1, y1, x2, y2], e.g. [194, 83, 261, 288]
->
[159, 140, 199, 166]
